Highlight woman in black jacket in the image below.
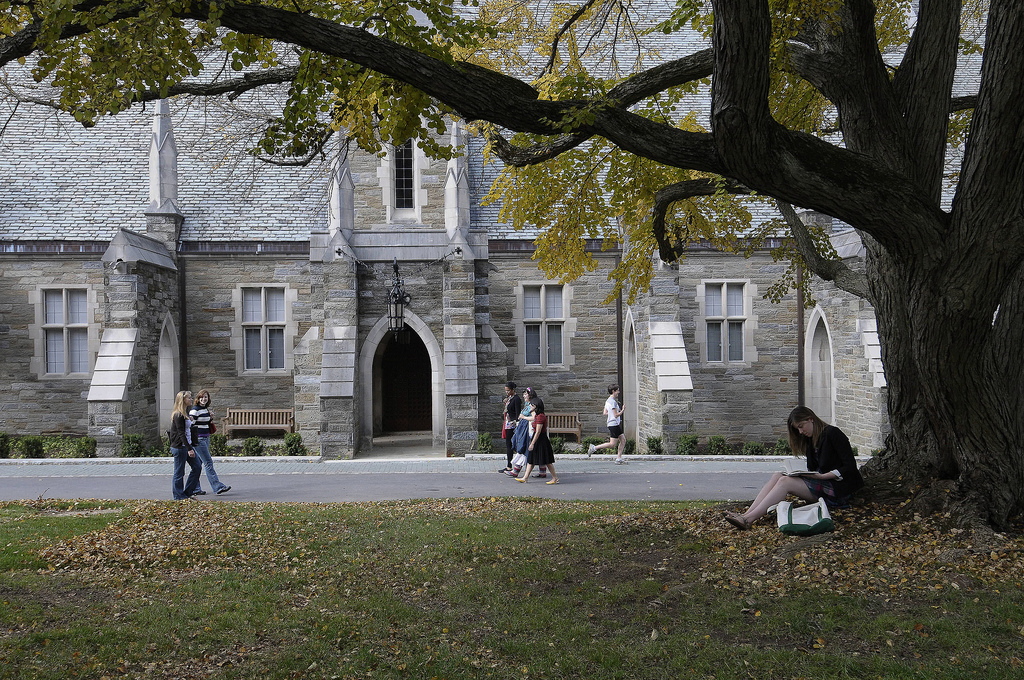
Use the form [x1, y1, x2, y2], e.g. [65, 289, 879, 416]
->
[169, 390, 203, 500]
[499, 382, 523, 474]
[724, 406, 864, 530]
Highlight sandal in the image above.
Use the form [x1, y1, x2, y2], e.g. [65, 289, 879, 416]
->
[723, 511, 752, 531]
[545, 479, 559, 485]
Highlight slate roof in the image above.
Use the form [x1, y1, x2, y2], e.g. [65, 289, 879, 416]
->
[0, 105, 150, 241]
[0, 96, 329, 242]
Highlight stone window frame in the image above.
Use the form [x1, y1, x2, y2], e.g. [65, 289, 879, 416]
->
[513, 281, 576, 371]
[695, 279, 758, 366]
[29, 285, 99, 379]
[231, 284, 298, 375]
[378, 138, 427, 223]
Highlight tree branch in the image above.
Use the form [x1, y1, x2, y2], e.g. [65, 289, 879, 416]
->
[545, 0, 598, 74]
[1, 66, 301, 114]
[651, 177, 750, 261]
[485, 129, 591, 167]
[484, 49, 714, 168]
[0, 2, 154, 68]
[891, 0, 962, 202]
[951, 94, 977, 112]
[774, 199, 870, 300]
[710, 0, 946, 257]
[951, 0, 1024, 251]
[605, 48, 713, 106]
[253, 127, 335, 166]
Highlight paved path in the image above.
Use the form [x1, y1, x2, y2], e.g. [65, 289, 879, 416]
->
[0, 454, 816, 503]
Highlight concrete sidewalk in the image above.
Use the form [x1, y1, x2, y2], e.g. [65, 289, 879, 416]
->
[0, 454, 858, 503]
[0, 453, 805, 476]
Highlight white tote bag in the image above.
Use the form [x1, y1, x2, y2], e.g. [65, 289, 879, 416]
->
[775, 498, 835, 536]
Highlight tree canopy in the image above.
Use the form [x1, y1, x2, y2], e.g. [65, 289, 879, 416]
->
[0, 1, 975, 299]
[5, 1, 1024, 528]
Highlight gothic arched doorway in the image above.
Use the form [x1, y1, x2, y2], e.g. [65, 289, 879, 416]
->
[157, 315, 179, 434]
[623, 322, 639, 441]
[807, 316, 834, 424]
[377, 331, 432, 433]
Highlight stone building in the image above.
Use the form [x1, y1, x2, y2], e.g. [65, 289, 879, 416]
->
[0, 100, 889, 457]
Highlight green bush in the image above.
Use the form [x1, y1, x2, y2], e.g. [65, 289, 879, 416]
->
[210, 433, 229, 457]
[284, 432, 307, 456]
[74, 436, 98, 458]
[706, 435, 730, 456]
[646, 436, 663, 455]
[242, 437, 265, 457]
[476, 431, 493, 455]
[851, 445, 859, 456]
[772, 438, 790, 455]
[42, 436, 75, 458]
[0, 432, 9, 459]
[676, 434, 699, 456]
[121, 434, 147, 458]
[581, 435, 607, 449]
[742, 441, 767, 456]
[549, 435, 565, 457]
[43, 436, 97, 459]
[21, 436, 45, 459]
[624, 438, 636, 456]
[145, 436, 171, 457]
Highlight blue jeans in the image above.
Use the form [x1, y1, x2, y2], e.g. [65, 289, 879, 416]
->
[193, 437, 228, 493]
[171, 446, 202, 500]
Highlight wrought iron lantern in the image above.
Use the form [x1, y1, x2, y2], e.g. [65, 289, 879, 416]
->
[387, 258, 412, 338]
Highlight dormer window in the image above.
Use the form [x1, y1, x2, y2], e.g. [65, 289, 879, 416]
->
[394, 140, 415, 210]
[378, 139, 424, 222]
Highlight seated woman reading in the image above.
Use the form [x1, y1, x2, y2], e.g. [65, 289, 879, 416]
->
[724, 406, 864, 530]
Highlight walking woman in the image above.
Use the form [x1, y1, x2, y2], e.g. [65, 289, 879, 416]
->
[169, 390, 202, 500]
[724, 406, 863, 530]
[508, 387, 535, 477]
[515, 395, 560, 485]
[499, 381, 522, 475]
[188, 389, 231, 495]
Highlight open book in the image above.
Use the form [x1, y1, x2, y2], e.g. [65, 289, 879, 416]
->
[782, 458, 815, 477]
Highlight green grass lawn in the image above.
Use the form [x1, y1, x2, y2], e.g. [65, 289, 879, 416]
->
[2, 497, 1023, 679]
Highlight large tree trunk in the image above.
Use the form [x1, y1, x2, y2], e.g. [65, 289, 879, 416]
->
[709, 0, 1024, 530]
[862, 230, 1024, 530]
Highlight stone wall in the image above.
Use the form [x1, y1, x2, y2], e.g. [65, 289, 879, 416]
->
[317, 255, 358, 459]
[625, 261, 696, 451]
[809, 281, 889, 452]
[473, 257, 511, 449]
[180, 254, 313, 426]
[441, 257, 479, 456]
[0, 255, 105, 435]
[98, 259, 180, 451]
[346, 134, 450, 228]
[486, 251, 623, 440]
[675, 251, 801, 448]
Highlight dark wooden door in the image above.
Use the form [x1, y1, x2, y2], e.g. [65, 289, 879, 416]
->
[381, 332, 432, 432]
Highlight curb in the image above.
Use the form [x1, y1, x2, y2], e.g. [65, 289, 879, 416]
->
[465, 453, 873, 463]
[0, 456, 323, 466]
[1, 454, 872, 466]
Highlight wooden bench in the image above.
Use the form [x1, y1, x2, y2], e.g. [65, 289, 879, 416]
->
[545, 412, 582, 442]
[221, 408, 295, 437]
